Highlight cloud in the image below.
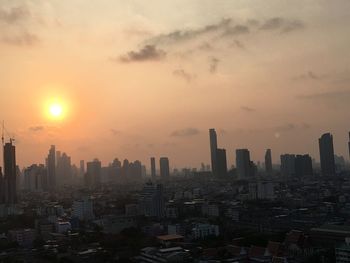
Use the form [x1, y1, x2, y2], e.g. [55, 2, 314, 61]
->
[171, 128, 200, 137]
[274, 123, 296, 132]
[209, 57, 220, 73]
[117, 45, 166, 63]
[173, 69, 195, 83]
[28, 125, 44, 132]
[297, 90, 350, 108]
[2, 31, 39, 46]
[240, 106, 255, 112]
[148, 18, 232, 45]
[260, 17, 304, 33]
[222, 24, 250, 37]
[0, 6, 30, 24]
[294, 71, 326, 81]
[230, 40, 245, 49]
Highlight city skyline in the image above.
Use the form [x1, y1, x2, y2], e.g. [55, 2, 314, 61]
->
[0, 1, 349, 167]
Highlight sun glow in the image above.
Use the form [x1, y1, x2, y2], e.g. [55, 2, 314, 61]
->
[47, 102, 64, 120]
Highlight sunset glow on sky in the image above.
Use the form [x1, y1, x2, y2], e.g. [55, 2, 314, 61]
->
[1, 0, 350, 168]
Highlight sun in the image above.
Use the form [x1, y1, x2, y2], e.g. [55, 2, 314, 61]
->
[48, 103, 64, 119]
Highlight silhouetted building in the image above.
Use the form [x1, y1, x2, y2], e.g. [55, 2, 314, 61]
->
[3, 141, 17, 204]
[209, 129, 218, 176]
[348, 132, 350, 160]
[319, 133, 336, 176]
[160, 157, 170, 178]
[280, 154, 296, 177]
[236, 149, 251, 178]
[130, 160, 142, 180]
[56, 152, 72, 186]
[216, 148, 227, 177]
[265, 149, 273, 174]
[295, 154, 313, 177]
[46, 145, 56, 190]
[24, 164, 46, 192]
[79, 160, 85, 177]
[139, 182, 165, 218]
[86, 159, 101, 188]
[151, 157, 156, 178]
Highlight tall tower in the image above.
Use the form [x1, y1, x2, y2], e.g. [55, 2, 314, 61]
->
[47, 145, 56, 190]
[265, 149, 272, 174]
[319, 133, 336, 176]
[159, 157, 170, 178]
[150, 157, 156, 178]
[216, 148, 227, 177]
[209, 129, 218, 176]
[236, 149, 251, 179]
[348, 132, 350, 160]
[3, 141, 17, 204]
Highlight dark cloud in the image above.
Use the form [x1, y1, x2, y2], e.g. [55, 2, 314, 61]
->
[222, 24, 250, 37]
[148, 18, 232, 45]
[0, 6, 30, 24]
[117, 45, 166, 63]
[198, 42, 214, 51]
[173, 69, 194, 83]
[240, 106, 256, 112]
[209, 57, 220, 73]
[29, 125, 44, 132]
[260, 17, 304, 33]
[171, 128, 200, 137]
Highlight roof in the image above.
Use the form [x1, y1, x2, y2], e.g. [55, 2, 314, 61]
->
[157, 234, 184, 241]
[267, 241, 283, 256]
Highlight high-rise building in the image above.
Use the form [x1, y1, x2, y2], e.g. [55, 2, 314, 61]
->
[150, 157, 156, 178]
[160, 157, 170, 178]
[79, 160, 85, 177]
[348, 132, 350, 160]
[265, 149, 273, 174]
[46, 145, 56, 190]
[139, 182, 164, 218]
[216, 148, 227, 177]
[86, 159, 101, 188]
[295, 154, 313, 177]
[72, 196, 95, 221]
[280, 154, 296, 177]
[209, 129, 218, 176]
[319, 133, 336, 176]
[3, 141, 17, 204]
[236, 149, 251, 179]
[24, 164, 46, 192]
[56, 152, 72, 186]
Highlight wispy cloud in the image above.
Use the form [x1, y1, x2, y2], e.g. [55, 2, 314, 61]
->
[240, 106, 256, 112]
[260, 17, 304, 33]
[173, 69, 195, 83]
[116, 45, 166, 63]
[209, 57, 220, 73]
[171, 128, 200, 137]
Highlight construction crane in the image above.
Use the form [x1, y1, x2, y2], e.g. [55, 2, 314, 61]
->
[2, 121, 15, 146]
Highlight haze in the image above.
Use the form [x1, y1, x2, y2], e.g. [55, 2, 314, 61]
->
[1, 0, 350, 168]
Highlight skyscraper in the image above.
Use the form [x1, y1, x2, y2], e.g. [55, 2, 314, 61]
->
[216, 148, 227, 177]
[159, 157, 170, 178]
[150, 157, 156, 178]
[295, 154, 313, 177]
[265, 149, 272, 174]
[86, 159, 101, 188]
[348, 132, 350, 160]
[209, 129, 218, 176]
[319, 133, 336, 176]
[3, 141, 17, 204]
[236, 149, 251, 179]
[280, 154, 296, 177]
[47, 145, 56, 190]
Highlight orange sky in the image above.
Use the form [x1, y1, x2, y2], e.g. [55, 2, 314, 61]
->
[1, 0, 350, 168]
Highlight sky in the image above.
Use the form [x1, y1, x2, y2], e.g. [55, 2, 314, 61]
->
[0, 0, 350, 169]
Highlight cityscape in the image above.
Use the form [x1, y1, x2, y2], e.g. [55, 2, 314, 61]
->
[1, 1, 350, 262]
[0, 128, 349, 262]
